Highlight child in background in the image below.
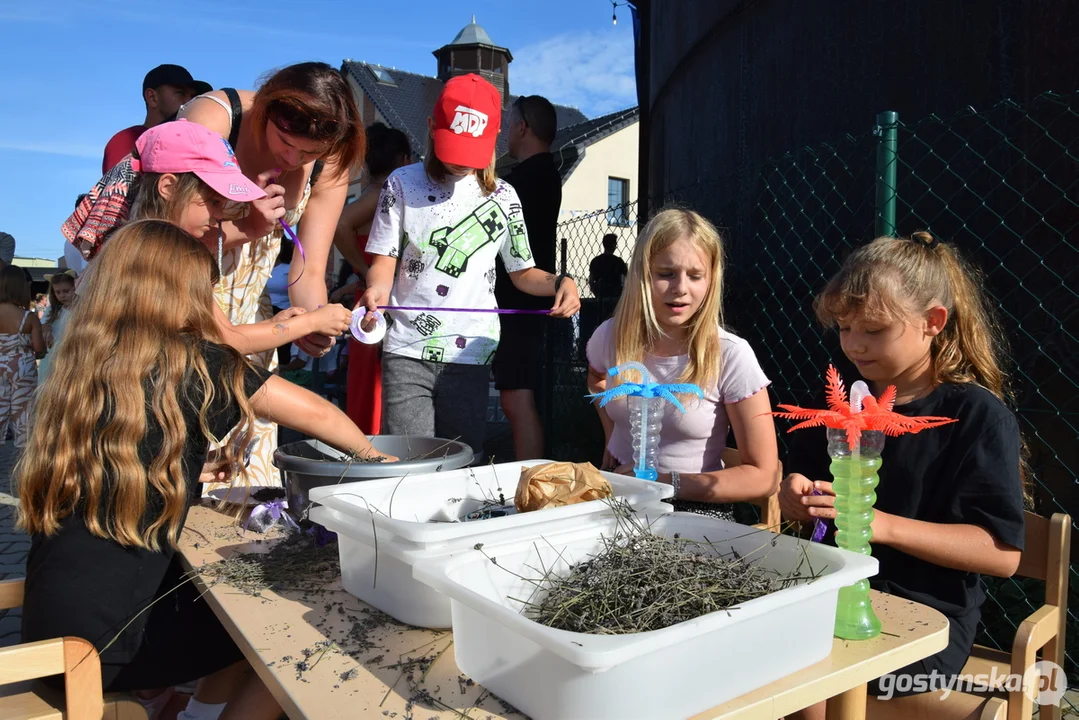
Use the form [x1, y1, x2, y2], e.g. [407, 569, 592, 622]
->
[779, 232, 1026, 717]
[37, 269, 77, 387]
[41, 270, 75, 343]
[61, 120, 352, 357]
[33, 294, 48, 320]
[0, 266, 44, 447]
[585, 209, 779, 518]
[358, 74, 580, 458]
[18, 220, 392, 720]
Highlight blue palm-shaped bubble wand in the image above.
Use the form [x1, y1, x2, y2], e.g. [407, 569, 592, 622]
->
[588, 361, 704, 481]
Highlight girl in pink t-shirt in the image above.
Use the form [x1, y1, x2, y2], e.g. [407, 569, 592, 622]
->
[586, 208, 779, 518]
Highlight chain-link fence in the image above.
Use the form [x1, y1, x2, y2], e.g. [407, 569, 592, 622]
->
[543, 203, 642, 465]
[547, 91, 1078, 699]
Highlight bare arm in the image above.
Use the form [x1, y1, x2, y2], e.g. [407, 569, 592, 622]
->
[28, 314, 45, 357]
[356, 254, 398, 328]
[332, 191, 380, 276]
[874, 512, 1021, 577]
[249, 375, 389, 459]
[289, 163, 350, 312]
[661, 389, 780, 503]
[786, 478, 1021, 577]
[211, 303, 351, 355]
[508, 268, 581, 318]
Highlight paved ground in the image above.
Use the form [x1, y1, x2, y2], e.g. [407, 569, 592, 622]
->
[0, 442, 26, 647]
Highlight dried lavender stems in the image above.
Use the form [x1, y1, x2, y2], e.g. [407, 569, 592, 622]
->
[509, 505, 819, 635]
[197, 530, 339, 596]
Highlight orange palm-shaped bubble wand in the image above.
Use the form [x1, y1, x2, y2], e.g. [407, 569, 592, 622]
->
[769, 365, 955, 640]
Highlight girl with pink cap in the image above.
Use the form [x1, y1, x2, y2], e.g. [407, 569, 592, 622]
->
[62, 119, 353, 359]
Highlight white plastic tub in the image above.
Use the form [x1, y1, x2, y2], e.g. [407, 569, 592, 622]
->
[307, 461, 673, 628]
[413, 512, 879, 720]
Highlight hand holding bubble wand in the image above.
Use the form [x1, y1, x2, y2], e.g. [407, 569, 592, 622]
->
[768, 365, 956, 640]
[587, 362, 703, 481]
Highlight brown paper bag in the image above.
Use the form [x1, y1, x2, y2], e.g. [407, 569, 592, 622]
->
[514, 461, 613, 513]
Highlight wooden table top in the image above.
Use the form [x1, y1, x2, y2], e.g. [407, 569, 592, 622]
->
[178, 503, 948, 720]
[692, 590, 949, 719]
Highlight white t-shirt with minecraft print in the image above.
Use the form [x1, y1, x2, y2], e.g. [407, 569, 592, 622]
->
[366, 162, 535, 365]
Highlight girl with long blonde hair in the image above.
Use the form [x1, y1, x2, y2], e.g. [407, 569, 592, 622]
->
[586, 208, 779, 518]
[18, 220, 390, 720]
[779, 232, 1026, 717]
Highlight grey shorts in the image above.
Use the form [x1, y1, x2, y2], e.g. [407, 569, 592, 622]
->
[380, 353, 490, 457]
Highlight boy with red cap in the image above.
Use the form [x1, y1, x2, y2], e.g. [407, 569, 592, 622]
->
[358, 74, 580, 460]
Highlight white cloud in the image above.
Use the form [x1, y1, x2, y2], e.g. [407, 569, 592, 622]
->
[511, 29, 637, 118]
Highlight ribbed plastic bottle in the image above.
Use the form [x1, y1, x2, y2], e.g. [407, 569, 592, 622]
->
[614, 361, 663, 481]
[628, 394, 663, 481]
[829, 426, 884, 640]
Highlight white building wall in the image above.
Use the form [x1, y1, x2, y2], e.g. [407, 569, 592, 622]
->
[556, 121, 639, 297]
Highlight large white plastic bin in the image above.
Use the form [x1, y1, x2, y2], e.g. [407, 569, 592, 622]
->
[308, 461, 673, 628]
[413, 512, 878, 720]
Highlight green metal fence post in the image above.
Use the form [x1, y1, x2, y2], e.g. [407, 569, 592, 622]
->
[874, 110, 899, 237]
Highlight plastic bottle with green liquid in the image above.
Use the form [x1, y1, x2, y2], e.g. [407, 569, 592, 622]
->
[770, 365, 957, 641]
[828, 426, 884, 639]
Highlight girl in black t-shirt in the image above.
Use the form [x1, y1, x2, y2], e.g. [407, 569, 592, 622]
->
[17, 220, 393, 720]
[779, 231, 1026, 719]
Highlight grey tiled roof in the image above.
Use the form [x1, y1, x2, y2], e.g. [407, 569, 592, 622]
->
[341, 60, 590, 163]
[549, 106, 641, 179]
[553, 106, 639, 150]
[448, 21, 497, 47]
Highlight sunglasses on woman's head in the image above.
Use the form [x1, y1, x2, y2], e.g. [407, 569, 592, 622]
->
[269, 100, 340, 140]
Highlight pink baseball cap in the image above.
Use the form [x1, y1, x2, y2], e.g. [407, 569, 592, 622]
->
[131, 119, 266, 202]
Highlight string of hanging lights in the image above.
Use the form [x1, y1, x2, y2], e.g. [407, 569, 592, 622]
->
[610, 1, 632, 26]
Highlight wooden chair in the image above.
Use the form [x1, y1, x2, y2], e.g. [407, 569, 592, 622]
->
[721, 447, 782, 531]
[866, 511, 1070, 720]
[0, 578, 148, 720]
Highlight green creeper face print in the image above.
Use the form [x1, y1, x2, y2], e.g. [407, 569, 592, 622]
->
[429, 199, 507, 278]
[422, 343, 445, 362]
[508, 203, 531, 262]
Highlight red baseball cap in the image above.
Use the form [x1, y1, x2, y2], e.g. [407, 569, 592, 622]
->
[432, 74, 502, 169]
[131, 119, 266, 202]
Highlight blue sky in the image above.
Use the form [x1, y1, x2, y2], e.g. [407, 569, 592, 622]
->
[0, 0, 636, 261]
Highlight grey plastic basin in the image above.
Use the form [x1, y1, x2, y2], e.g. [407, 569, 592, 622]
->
[273, 436, 474, 522]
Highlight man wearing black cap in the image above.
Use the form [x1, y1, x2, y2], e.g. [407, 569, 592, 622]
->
[101, 64, 212, 174]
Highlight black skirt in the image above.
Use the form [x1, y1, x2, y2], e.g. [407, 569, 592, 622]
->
[44, 556, 245, 693]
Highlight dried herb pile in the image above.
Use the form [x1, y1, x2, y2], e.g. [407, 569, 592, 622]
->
[197, 529, 339, 596]
[512, 507, 821, 635]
